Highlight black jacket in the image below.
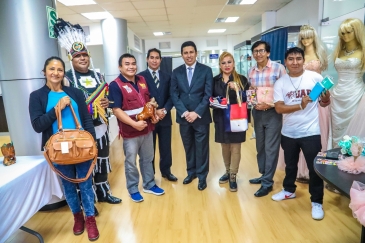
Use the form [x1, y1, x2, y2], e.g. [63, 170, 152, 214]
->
[212, 73, 249, 144]
[138, 69, 173, 126]
[29, 85, 96, 150]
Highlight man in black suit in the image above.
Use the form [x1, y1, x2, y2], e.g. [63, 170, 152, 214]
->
[170, 41, 213, 191]
[138, 48, 177, 181]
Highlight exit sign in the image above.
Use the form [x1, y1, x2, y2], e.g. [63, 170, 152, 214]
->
[46, 6, 57, 39]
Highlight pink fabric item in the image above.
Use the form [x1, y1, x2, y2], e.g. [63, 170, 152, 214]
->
[349, 181, 365, 226]
[338, 156, 365, 174]
[256, 87, 274, 105]
[303, 60, 321, 74]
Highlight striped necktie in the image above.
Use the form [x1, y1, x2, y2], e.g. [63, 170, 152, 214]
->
[152, 71, 160, 88]
[187, 67, 193, 86]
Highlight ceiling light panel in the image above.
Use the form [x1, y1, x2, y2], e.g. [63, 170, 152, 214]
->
[240, 0, 257, 4]
[208, 29, 226, 33]
[225, 17, 239, 22]
[58, 0, 96, 6]
[81, 12, 112, 20]
[227, 0, 257, 4]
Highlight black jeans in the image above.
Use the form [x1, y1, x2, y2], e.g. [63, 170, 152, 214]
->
[281, 135, 324, 204]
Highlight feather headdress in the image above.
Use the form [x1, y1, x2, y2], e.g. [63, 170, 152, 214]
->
[53, 18, 100, 87]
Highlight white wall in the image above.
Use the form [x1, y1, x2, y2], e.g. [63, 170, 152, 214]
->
[240, 22, 262, 42]
[87, 23, 103, 46]
[144, 36, 229, 53]
[240, 0, 322, 41]
[276, 0, 322, 31]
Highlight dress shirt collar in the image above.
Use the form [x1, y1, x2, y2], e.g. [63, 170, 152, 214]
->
[254, 58, 272, 71]
[148, 67, 159, 75]
[185, 61, 197, 70]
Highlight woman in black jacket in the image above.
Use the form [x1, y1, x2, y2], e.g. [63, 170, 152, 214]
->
[29, 57, 99, 241]
[212, 51, 249, 192]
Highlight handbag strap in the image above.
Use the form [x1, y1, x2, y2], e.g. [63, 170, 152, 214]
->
[55, 103, 82, 131]
[43, 150, 97, 183]
[226, 82, 242, 107]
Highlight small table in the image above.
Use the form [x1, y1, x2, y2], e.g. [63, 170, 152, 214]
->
[314, 149, 365, 243]
[0, 156, 63, 243]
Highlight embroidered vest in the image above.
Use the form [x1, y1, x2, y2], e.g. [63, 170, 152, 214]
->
[113, 75, 154, 138]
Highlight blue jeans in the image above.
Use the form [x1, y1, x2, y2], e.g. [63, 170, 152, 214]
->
[54, 160, 95, 216]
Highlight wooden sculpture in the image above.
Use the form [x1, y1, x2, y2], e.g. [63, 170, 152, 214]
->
[136, 98, 159, 123]
[1, 142, 16, 166]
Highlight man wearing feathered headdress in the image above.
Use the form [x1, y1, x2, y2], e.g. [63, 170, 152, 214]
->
[54, 18, 121, 205]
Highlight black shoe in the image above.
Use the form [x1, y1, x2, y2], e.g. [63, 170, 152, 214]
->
[219, 172, 229, 184]
[183, 175, 197, 184]
[229, 173, 237, 192]
[198, 180, 207, 191]
[296, 177, 309, 184]
[98, 193, 122, 204]
[249, 177, 262, 184]
[94, 206, 99, 217]
[254, 186, 273, 197]
[162, 173, 178, 181]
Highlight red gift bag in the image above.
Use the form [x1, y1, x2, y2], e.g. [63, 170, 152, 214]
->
[224, 83, 248, 132]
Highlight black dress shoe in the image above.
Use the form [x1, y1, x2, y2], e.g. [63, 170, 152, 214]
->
[198, 180, 207, 191]
[249, 177, 262, 184]
[254, 186, 273, 197]
[183, 175, 197, 184]
[162, 173, 178, 181]
[98, 194, 122, 204]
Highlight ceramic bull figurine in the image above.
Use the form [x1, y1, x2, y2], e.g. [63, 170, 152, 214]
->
[136, 97, 159, 123]
[1, 142, 16, 166]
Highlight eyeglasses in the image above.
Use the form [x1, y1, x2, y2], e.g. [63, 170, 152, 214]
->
[253, 49, 266, 55]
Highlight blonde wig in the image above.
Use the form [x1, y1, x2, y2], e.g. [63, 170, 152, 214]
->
[219, 51, 245, 90]
[333, 18, 365, 70]
[297, 25, 328, 71]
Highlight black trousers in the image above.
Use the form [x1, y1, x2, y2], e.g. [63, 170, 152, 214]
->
[152, 124, 172, 175]
[180, 123, 210, 181]
[281, 135, 324, 204]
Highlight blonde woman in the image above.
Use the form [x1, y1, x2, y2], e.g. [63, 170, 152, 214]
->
[331, 18, 365, 146]
[212, 51, 249, 192]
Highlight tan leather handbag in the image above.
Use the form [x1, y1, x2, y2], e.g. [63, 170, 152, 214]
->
[43, 104, 98, 183]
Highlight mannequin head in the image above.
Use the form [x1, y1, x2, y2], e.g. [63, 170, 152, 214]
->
[297, 25, 328, 71]
[338, 18, 364, 45]
[333, 18, 365, 70]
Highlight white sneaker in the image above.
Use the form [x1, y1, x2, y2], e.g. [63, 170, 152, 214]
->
[311, 202, 324, 220]
[271, 189, 296, 201]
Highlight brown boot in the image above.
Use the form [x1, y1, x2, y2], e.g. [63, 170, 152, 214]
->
[85, 216, 100, 241]
[73, 212, 85, 235]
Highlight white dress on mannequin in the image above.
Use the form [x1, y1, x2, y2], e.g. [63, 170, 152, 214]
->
[331, 58, 365, 147]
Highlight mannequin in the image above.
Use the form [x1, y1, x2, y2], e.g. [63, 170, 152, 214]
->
[331, 18, 365, 147]
[277, 25, 329, 184]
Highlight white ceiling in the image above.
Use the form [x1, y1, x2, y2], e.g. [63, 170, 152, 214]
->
[56, 0, 293, 38]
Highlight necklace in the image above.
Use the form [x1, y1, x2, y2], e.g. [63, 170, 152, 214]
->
[344, 46, 359, 56]
[288, 73, 303, 93]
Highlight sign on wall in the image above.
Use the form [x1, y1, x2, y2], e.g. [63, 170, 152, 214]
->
[209, 54, 219, 59]
[46, 6, 57, 39]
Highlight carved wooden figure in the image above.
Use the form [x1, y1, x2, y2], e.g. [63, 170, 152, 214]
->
[136, 98, 159, 123]
[1, 142, 16, 166]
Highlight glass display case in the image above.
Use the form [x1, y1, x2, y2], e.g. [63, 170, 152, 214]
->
[234, 40, 252, 77]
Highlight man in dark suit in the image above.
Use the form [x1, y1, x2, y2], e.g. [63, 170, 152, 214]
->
[170, 41, 213, 191]
[138, 48, 177, 181]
